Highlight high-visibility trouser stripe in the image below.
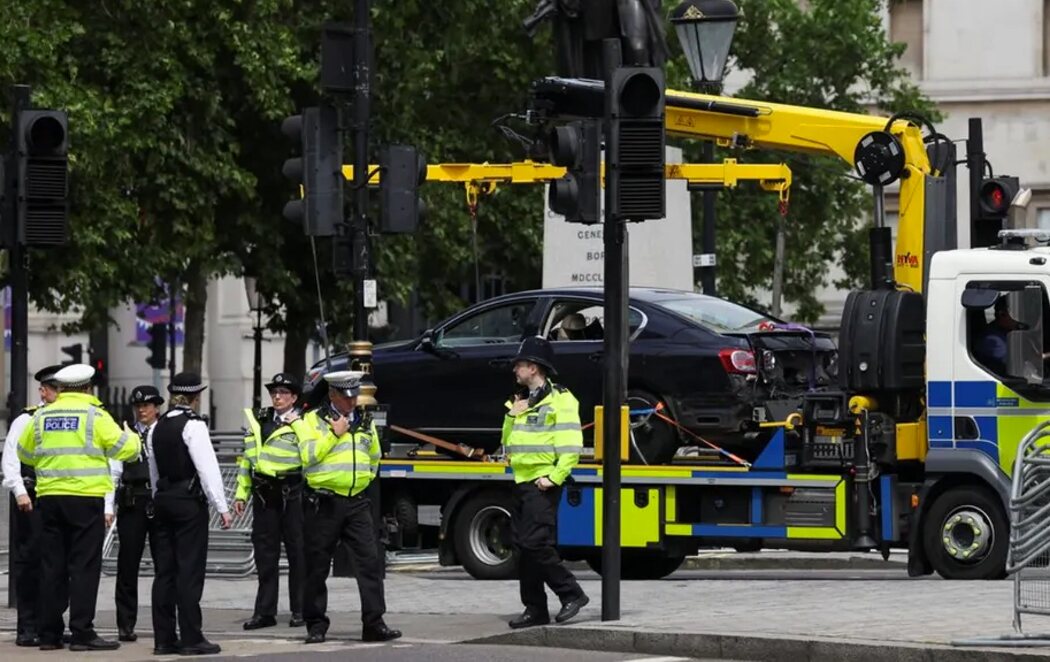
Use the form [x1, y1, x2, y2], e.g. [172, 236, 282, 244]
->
[304, 463, 369, 476]
[506, 444, 585, 455]
[259, 453, 301, 466]
[36, 467, 110, 478]
[35, 446, 105, 457]
[106, 429, 131, 458]
[511, 422, 582, 433]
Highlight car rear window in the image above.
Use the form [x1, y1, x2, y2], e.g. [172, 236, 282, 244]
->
[658, 297, 772, 333]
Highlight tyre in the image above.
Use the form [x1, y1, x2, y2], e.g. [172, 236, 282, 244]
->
[922, 485, 1008, 580]
[627, 389, 678, 464]
[584, 550, 685, 580]
[452, 490, 518, 580]
[388, 494, 418, 549]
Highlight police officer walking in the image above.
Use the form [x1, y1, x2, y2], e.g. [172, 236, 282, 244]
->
[105, 385, 164, 643]
[234, 372, 309, 630]
[149, 373, 232, 656]
[16, 364, 141, 651]
[300, 371, 400, 644]
[502, 337, 589, 628]
[1, 364, 64, 647]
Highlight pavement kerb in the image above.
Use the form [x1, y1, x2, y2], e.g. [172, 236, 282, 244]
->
[469, 626, 1050, 661]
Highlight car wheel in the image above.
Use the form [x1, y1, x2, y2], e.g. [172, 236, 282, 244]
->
[452, 490, 518, 580]
[386, 493, 419, 550]
[626, 389, 677, 464]
[922, 485, 1008, 580]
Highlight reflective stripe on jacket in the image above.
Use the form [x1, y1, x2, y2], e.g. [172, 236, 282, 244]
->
[17, 391, 141, 497]
[501, 382, 583, 485]
[300, 409, 380, 497]
[234, 408, 310, 501]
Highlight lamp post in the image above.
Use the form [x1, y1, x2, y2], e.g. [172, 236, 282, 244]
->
[244, 276, 264, 411]
[671, 0, 740, 296]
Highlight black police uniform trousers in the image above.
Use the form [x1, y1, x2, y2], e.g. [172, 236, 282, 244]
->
[37, 495, 105, 646]
[114, 487, 153, 633]
[11, 486, 67, 639]
[303, 490, 385, 632]
[512, 482, 583, 616]
[250, 480, 305, 617]
[150, 489, 209, 647]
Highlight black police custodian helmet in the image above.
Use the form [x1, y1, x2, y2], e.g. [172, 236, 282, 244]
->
[129, 385, 165, 406]
[265, 372, 302, 395]
[512, 336, 557, 376]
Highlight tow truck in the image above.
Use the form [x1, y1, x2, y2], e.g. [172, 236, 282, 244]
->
[343, 77, 1040, 582]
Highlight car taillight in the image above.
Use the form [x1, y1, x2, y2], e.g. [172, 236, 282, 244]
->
[719, 348, 756, 374]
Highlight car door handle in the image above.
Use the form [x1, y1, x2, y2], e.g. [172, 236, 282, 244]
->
[588, 352, 604, 363]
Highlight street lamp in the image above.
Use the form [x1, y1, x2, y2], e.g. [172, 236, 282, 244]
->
[670, 0, 740, 297]
[244, 276, 265, 411]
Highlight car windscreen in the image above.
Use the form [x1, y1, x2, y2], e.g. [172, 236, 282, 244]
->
[657, 297, 773, 333]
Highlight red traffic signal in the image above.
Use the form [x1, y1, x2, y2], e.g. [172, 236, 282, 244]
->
[979, 176, 1019, 220]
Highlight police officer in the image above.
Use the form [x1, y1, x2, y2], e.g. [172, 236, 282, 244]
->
[234, 372, 308, 630]
[1, 364, 64, 647]
[300, 370, 400, 644]
[105, 385, 164, 642]
[503, 337, 589, 629]
[149, 372, 231, 656]
[17, 363, 141, 651]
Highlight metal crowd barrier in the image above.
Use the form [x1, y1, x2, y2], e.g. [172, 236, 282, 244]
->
[102, 432, 259, 578]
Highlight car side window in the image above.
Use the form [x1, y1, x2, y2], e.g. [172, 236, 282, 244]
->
[439, 302, 534, 348]
[544, 301, 643, 342]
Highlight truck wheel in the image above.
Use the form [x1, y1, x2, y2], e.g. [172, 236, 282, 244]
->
[627, 389, 677, 464]
[452, 491, 518, 580]
[922, 486, 1008, 580]
[391, 494, 418, 549]
[585, 550, 685, 579]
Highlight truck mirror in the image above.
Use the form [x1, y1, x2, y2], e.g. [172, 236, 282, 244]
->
[1006, 286, 1044, 384]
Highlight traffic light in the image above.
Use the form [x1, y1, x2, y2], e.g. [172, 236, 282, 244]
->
[606, 66, 665, 222]
[146, 323, 167, 370]
[15, 109, 69, 246]
[973, 175, 1020, 248]
[281, 103, 343, 236]
[547, 120, 601, 224]
[379, 145, 427, 233]
[60, 342, 82, 365]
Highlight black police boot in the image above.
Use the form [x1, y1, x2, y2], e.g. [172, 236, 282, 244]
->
[153, 643, 180, 655]
[555, 593, 590, 624]
[289, 613, 306, 627]
[16, 632, 40, 647]
[305, 629, 326, 644]
[362, 623, 401, 642]
[243, 614, 277, 630]
[68, 637, 121, 651]
[118, 627, 138, 642]
[178, 639, 222, 655]
[508, 610, 551, 629]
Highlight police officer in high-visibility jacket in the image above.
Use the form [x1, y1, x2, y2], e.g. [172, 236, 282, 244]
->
[17, 363, 141, 651]
[1, 364, 65, 647]
[502, 336, 589, 629]
[300, 370, 400, 645]
[105, 385, 164, 643]
[234, 372, 309, 631]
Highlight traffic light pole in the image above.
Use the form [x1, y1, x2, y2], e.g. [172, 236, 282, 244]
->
[351, 0, 372, 342]
[966, 118, 985, 248]
[6, 84, 31, 610]
[600, 39, 624, 623]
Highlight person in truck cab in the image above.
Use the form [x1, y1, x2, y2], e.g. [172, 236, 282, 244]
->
[502, 336, 590, 629]
[975, 296, 1017, 374]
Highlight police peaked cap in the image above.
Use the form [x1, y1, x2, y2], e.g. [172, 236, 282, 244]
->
[513, 336, 557, 375]
[168, 372, 207, 394]
[130, 385, 165, 406]
[34, 364, 65, 385]
[265, 372, 301, 395]
[323, 370, 363, 397]
[55, 364, 96, 388]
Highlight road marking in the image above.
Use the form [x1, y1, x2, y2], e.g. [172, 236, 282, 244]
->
[625, 657, 693, 662]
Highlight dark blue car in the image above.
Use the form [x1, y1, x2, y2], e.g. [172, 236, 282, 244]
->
[306, 287, 837, 462]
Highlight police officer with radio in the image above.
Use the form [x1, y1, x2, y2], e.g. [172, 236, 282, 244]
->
[17, 364, 141, 651]
[234, 372, 309, 630]
[300, 371, 400, 644]
[503, 337, 589, 629]
[106, 385, 164, 643]
[149, 373, 231, 656]
[1, 364, 64, 647]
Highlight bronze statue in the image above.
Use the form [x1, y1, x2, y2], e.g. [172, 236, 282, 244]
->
[524, 0, 669, 78]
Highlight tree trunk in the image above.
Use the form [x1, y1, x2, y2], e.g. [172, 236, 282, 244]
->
[182, 265, 208, 375]
[283, 318, 311, 381]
